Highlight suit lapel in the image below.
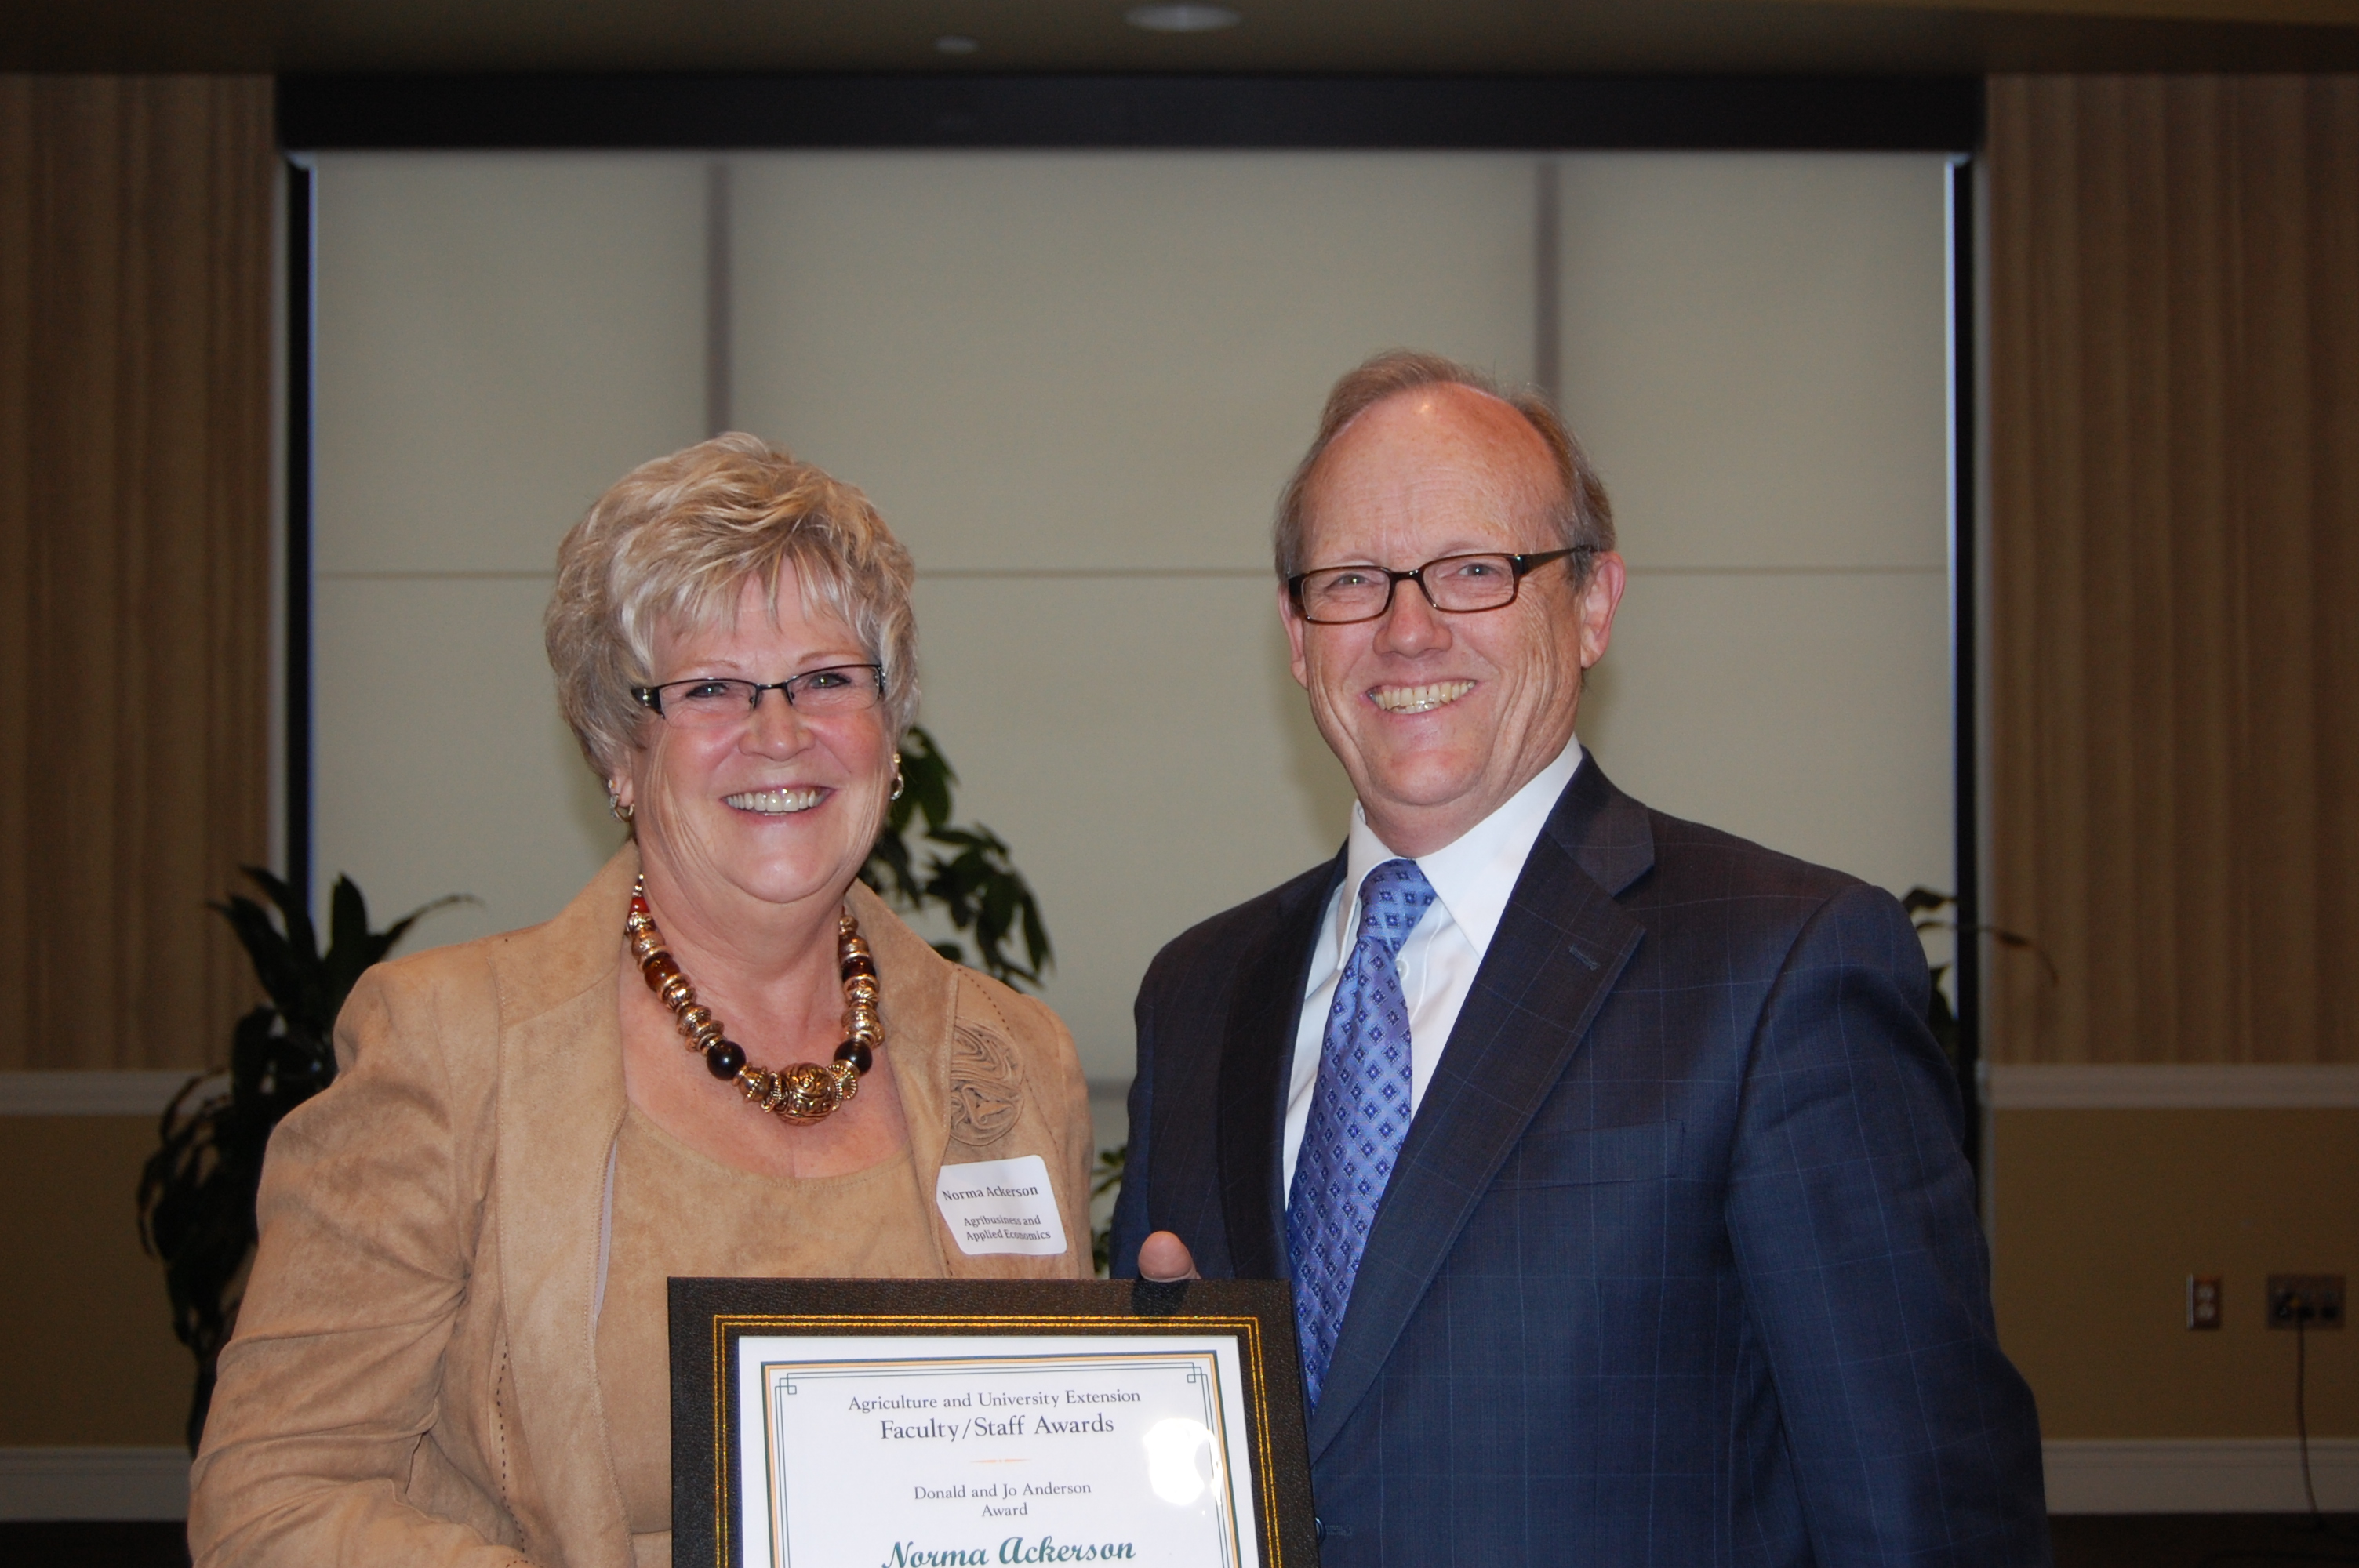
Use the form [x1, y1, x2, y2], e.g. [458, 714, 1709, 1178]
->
[1215, 855, 1344, 1280]
[1306, 765, 1654, 1459]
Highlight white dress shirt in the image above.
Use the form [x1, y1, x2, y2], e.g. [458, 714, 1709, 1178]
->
[1280, 735, 1587, 1194]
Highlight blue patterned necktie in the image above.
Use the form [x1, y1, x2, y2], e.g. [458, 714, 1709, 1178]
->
[1285, 857, 1438, 1410]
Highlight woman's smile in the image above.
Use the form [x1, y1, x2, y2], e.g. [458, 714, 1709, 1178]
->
[722, 786, 827, 815]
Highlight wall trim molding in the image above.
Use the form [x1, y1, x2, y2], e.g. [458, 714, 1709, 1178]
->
[1989, 1064, 2359, 1110]
[2046, 1437, 2359, 1514]
[0, 1448, 190, 1521]
[22, 1065, 2358, 1116]
[0, 1071, 206, 1117]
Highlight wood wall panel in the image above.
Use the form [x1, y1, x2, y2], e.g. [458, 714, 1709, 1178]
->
[1987, 76, 2359, 1064]
[0, 77, 273, 1069]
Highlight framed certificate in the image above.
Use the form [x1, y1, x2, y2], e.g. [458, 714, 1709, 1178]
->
[671, 1279, 1317, 1568]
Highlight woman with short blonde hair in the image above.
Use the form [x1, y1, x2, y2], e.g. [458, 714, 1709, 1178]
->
[192, 434, 1093, 1568]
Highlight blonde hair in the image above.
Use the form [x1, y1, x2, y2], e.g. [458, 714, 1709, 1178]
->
[545, 433, 918, 779]
[1272, 350, 1615, 579]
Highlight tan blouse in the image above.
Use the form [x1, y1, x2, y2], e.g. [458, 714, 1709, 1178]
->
[594, 1105, 944, 1567]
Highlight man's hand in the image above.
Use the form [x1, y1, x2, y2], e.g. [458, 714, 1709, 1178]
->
[1137, 1230, 1201, 1283]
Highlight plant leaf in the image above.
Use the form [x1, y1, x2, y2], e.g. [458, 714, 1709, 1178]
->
[240, 865, 320, 970]
[1901, 886, 1955, 916]
[209, 895, 317, 1023]
[900, 724, 958, 836]
[148, 869, 463, 1451]
[369, 893, 473, 964]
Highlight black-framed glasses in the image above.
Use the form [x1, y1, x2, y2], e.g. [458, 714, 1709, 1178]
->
[1286, 548, 1590, 626]
[632, 665, 885, 728]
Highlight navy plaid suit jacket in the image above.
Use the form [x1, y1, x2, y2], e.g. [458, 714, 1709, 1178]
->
[1110, 761, 2048, 1567]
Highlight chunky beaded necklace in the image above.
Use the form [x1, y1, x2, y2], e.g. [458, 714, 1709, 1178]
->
[625, 873, 879, 1125]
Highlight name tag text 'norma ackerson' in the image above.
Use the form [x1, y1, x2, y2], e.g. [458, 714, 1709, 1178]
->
[937, 1181, 1045, 1202]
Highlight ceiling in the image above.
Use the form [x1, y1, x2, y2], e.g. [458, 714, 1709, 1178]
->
[5, 0, 2355, 75]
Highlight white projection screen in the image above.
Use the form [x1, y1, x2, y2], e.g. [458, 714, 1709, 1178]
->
[308, 150, 1956, 1122]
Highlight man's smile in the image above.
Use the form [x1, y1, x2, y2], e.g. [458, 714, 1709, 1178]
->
[722, 786, 827, 815]
[1370, 680, 1475, 715]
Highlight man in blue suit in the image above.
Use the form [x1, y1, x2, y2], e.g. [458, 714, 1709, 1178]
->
[1110, 350, 2048, 1566]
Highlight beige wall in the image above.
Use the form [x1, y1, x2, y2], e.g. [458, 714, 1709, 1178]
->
[311, 154, 703, 946]
[12, 82, 2354, 1523]
[1992, 1105, 2357, 1439]
[0, 1116, 191, 1446]
[1561, 154, 1953, 901]
[732, 151, 1536, 1076]
[0, 147, 1958, 1464]
[307, 149, 1956, 1085]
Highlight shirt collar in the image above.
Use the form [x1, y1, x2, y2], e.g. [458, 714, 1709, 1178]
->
[1335, 734, 1586, 959]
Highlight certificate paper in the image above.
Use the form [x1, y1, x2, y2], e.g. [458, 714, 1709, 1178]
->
[736, 1334, 1260, 1568]
[673, 1279, 1314, 1568]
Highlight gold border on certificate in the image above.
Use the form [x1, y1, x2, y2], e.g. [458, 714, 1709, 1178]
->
[708, 1313, 1285, 1568]
[753, 1346, 1252, 1568]
[671, 1281, 1314, 1568]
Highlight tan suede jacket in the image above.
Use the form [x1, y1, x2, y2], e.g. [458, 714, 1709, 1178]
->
[188, 848, 1095, 1567]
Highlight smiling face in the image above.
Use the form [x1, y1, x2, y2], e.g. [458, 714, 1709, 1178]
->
[613, 567, 895, 925]
[1283, 383, 1626, 857]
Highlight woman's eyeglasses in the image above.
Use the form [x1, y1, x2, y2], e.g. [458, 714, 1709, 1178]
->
[631, 665, 885, 727]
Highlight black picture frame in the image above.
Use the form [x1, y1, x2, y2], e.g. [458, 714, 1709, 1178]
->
[671, 1276, 1318, 1568]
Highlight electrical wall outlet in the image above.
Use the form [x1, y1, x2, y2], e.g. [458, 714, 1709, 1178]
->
[2266, 1274, 2346, 1330]
[2187, 1275, 2223, 1330]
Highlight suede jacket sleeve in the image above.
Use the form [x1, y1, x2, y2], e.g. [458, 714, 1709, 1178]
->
[188, 953, 533, 1568]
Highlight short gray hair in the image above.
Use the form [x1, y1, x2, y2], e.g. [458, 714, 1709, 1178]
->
[545, 433, 918, 779]
[1273, 350, 1614, 579]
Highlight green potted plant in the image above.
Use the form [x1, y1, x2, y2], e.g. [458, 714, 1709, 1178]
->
[1899, 886, 2053, 1080]
[867, 725, 1052, 985]
[136, 870, 463, 1453]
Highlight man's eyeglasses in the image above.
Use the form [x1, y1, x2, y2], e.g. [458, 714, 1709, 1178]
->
[631, 666, 885, 728]
[1286, 548, 1590, 626]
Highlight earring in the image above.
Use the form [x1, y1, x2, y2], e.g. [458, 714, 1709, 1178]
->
[889, 753, 905, 802]
[608, 787, 634, 823]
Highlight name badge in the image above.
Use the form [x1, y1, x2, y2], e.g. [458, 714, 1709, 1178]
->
[934, 1154, 1068, 1257]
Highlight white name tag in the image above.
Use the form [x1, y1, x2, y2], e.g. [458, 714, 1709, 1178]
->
[933, 1154, 1068, 1257]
